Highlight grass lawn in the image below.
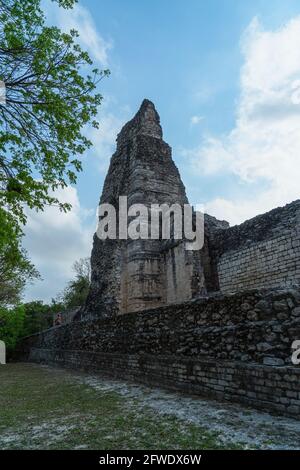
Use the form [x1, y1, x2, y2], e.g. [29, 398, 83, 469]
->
[0, 363, 238, 450]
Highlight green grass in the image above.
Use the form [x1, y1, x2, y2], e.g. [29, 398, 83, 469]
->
[0, 363, 241, 450]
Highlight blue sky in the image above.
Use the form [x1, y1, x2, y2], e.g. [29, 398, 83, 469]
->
[24, 0, 300, 302]
[76, 0, 300, 208]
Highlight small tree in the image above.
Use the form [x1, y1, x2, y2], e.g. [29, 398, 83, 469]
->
[73, 257, 91, 280]
[59, 257, 90, 308]
[0, 304, 25, 352]
[22, 300, 64, 336]
[0, 208, 39, 307]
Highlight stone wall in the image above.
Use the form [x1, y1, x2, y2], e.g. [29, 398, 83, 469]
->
[17, 287, 300, 418]
[210, 200, 300, 294]
[26, 349, 300, 418]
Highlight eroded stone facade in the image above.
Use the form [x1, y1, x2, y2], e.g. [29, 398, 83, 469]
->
[83, 100, 206, 319]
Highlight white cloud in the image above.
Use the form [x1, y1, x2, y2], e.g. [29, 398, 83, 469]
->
[185, 16, 300, 225]
[86, 97, 131, 173]
[190, 115, 204, 126]
[44, 2, 128, 173]
[193, 85, 216, 104]
[44, 0, 112, 66]
[21, 3, 126, 303]
[23, 186, 95, 303]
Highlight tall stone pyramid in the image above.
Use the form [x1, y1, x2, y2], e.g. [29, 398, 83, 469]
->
[83, 100, 206, 319]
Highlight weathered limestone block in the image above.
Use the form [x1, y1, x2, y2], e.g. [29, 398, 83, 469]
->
[210, 200, 300, 294]
[83, 100, 207, 319]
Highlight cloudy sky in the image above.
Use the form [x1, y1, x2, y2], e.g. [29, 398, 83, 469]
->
[24, 0, 300, 302]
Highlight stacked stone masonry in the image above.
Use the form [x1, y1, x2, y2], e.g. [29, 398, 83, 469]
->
[212, 201, 300, 293]
[17, 288, 300, 418]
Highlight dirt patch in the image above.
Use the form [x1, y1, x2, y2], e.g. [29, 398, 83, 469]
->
[72, 370, 300, 450]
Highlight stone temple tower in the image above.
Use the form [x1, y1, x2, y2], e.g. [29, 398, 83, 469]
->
[83, 99, 207, 319]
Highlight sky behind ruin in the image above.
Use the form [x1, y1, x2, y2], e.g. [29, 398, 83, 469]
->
[24, 0, 300, 302]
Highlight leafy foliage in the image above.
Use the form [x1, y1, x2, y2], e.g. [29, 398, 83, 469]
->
[0, 208, 39, 306]
[0, 304, 25, 351]
[58, 257, 90, 308]
[22, 300, 64, 336]
[0, 0, 109, 227]
[0, 299, 65, 353]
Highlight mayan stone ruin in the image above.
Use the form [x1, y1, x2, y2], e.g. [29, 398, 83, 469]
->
[83, 99, 207, 319]
[17, 100, 300, 419]
[83, 99, 300, 318]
